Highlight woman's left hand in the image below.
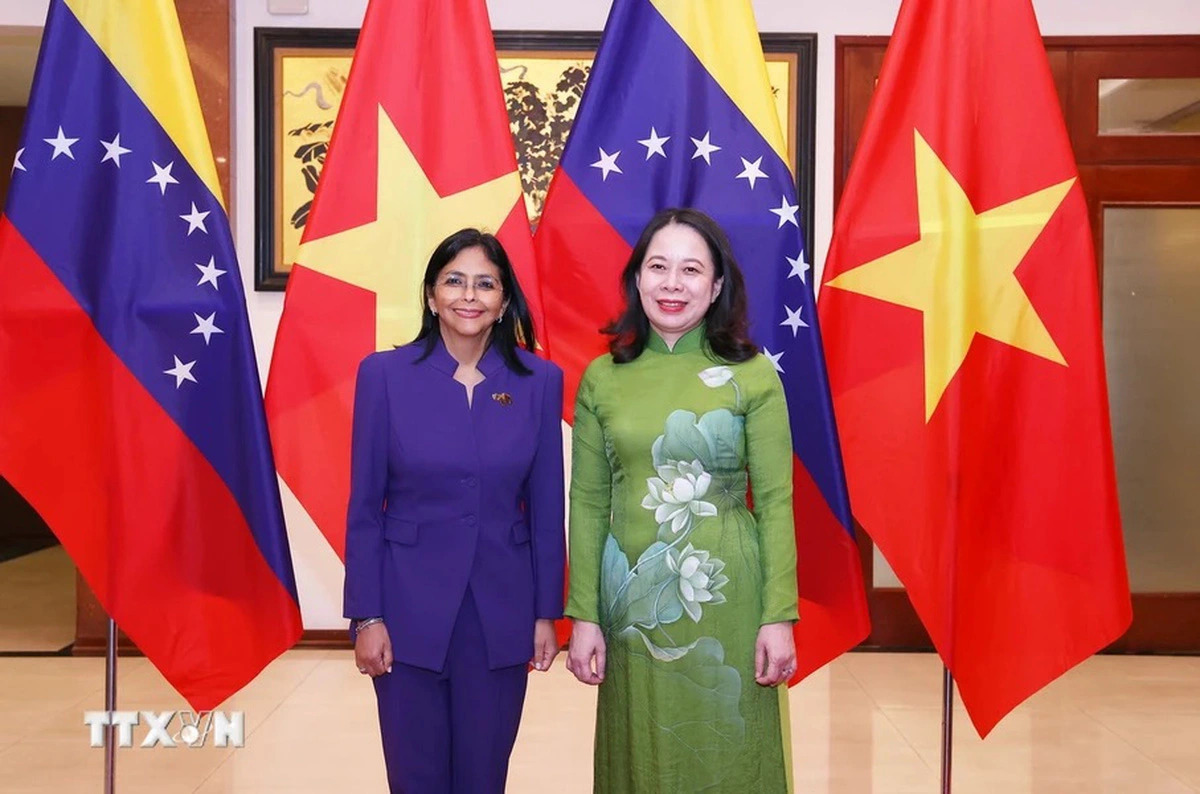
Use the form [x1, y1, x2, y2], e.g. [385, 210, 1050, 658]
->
[531, 619, 560, 672]
[754, 621, 797, 687]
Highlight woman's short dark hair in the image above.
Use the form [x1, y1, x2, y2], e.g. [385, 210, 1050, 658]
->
[604, 208, 757, 364]
[413, 228, 537, 375]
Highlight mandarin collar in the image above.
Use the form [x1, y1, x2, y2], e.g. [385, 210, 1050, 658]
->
[424, 334, 505, 377]
[646, 323, 706, 354]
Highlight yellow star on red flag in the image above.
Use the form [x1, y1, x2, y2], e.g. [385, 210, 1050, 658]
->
[296, 104, 522, 350]
[826, 129, 1074, 420]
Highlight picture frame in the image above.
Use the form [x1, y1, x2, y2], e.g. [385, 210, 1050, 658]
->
[253, 28, 816, 291]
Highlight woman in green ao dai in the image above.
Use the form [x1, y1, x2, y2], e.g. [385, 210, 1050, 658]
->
[565, 208, 800, 792]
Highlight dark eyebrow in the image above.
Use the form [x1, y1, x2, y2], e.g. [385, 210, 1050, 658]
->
[645, 255, 706, 266]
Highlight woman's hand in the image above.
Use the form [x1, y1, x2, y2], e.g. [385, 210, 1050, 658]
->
[566, 620, 606, 685]
[754, 621, 796, 687]
[531, 619, 559, 672]
[354, 621, 393, 678]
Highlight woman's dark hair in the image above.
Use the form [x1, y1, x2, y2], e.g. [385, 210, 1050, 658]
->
[413, 228, 537, 375]
[604, 208, 756, 364]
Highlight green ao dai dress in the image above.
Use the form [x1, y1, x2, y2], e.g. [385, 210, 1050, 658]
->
[566, 325, 799, 793]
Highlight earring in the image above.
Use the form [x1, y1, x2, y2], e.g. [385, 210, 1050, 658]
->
[431, 309, 438, 317]
[495, 314, 503, 324]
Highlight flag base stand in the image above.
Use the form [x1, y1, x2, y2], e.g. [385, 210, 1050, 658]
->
[104, 616, 117, 794]
[940, 666, 954, 793]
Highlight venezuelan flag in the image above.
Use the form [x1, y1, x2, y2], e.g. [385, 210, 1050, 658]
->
[0, 0, 301, 709]
[536, 0, 870, 681]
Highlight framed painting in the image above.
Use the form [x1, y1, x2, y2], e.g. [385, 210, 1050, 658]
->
[253, 28, 815, 291]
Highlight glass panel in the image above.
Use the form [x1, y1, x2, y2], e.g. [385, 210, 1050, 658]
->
[1098, 78, 1200, 135]
[1103, 207, 1200, 591]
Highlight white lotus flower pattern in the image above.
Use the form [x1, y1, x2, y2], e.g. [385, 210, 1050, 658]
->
[699, 364, 741, 407]
[600, 368, 747, 664]
[667, 543, 729, 622]
[697, 365, 734, 388]
[641, 459, 718, 534]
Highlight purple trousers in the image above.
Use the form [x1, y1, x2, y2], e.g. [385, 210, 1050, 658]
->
[373, 588, 528, 793]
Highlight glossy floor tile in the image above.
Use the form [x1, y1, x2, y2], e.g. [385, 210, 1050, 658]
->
[0, 650, 1196, 792]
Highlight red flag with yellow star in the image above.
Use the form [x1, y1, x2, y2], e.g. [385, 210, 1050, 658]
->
[264, 0, 540, 559]
[819, 0, 1130, 736]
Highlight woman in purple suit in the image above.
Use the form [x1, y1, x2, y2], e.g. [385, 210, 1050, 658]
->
[344, 228, 565, 793]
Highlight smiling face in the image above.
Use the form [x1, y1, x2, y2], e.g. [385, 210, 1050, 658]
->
[426, 245, 507, 344]
[636, 222, 723, 347]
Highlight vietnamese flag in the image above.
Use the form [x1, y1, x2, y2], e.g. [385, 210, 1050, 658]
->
[264, 0, 541, 559]
[819, 0, 1131, 736]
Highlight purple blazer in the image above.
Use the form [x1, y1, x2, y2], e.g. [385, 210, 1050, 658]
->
[343, 339, 565, 672]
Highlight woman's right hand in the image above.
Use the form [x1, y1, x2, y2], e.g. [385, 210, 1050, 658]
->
[566, 620, 606, 685]
[354, 622, 393, 678]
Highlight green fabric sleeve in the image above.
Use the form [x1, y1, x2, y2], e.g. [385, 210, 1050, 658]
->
[744, 356, 800, 624]
[565, 364, 612, 624]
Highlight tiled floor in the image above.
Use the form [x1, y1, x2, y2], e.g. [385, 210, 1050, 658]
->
[1, 548, 1195, 791]
[0, 650, 1196, 792]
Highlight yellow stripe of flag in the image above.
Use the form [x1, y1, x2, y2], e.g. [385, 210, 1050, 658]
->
[650, 0, 790, 172]
[64, 0, 225, 207]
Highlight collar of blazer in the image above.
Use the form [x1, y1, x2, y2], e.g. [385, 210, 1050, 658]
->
[423, 335, 508, 378]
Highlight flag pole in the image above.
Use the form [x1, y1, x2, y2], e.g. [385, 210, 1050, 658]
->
[104, 617, 117, 794]
[940, 665, 954, 793]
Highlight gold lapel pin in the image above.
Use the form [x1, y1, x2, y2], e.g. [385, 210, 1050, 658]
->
[492, 392, 513, 406]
